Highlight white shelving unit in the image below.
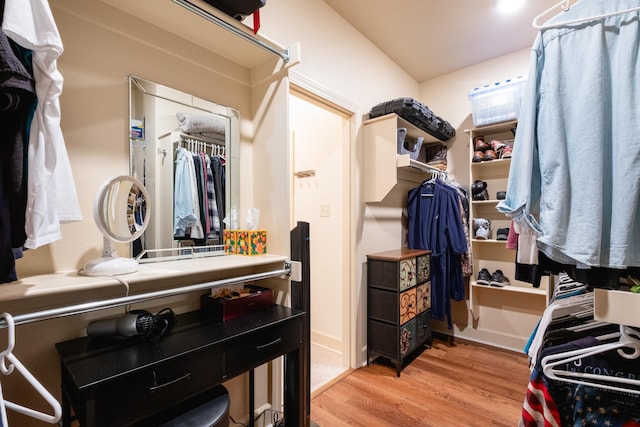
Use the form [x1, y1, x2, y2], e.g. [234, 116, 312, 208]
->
[594, 288, 640, 328]
[466, 120, 550, 320]
[364, 114, 444, 202]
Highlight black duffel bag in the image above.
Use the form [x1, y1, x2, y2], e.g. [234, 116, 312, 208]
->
[203, 0, 266, 20]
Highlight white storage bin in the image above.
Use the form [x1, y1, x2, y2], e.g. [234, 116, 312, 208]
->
[468, 76, 526, 127]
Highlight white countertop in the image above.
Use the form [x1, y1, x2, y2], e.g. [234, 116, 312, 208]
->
[0, 254, 289, 311]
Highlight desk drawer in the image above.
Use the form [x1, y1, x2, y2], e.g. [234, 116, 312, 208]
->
[94, 347, 224, 426]
[226, 318, 302, 375]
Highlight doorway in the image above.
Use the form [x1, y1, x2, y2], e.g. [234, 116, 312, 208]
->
[289, 86, 353, 393]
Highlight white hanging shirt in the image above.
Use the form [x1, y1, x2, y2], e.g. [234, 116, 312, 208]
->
[2, 0, 82, 249]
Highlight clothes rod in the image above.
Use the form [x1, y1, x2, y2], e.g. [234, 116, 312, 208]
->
[171, 0, 290, 63]
[409, 159, 448, 175]
[2, 264, 291, 327]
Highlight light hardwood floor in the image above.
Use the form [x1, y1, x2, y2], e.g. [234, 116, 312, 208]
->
[311, 335, 530, 427]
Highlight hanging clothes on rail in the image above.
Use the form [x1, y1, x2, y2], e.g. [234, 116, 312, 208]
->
[172, 137, 225, 245]
[0, 25, 35, 284]
[174, 146, 204, 240]
[406, 176, 468, 328]
[3, 0, 82, 251]
[497, 0, 640, 288]
[520, 278, 640, 426]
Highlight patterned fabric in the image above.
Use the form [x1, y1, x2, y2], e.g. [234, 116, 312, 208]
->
[458, 196, 473, 277]
[521, 367, 561, 427]
[399, 258, 416, 291]
[204, 155, 220, 240]
[416, 254, 430, 283]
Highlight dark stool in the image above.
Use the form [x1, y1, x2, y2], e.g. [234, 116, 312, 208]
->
[137, 385, 230, 427]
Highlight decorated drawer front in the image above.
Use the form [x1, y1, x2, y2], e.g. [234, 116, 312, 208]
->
[400, 318, 417, 357]
[399, 287, 417, 324]
[416, 310, 431, 345]
[416, 281, 431, 313]
[416, 254, 431, 284]
[399, 258, 416, 291]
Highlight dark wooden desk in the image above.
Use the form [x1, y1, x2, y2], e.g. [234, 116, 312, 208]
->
[55, 305, 306, 427]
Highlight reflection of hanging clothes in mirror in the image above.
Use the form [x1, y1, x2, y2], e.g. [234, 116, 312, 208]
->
[173, 133, 226, 246]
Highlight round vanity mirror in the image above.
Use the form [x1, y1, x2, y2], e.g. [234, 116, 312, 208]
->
[82, 175, 150, 276]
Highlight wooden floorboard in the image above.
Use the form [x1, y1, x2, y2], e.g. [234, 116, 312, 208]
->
[311, 336, 530, 426]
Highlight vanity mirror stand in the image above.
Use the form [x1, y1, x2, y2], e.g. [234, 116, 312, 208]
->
[82, 175, 150, 276]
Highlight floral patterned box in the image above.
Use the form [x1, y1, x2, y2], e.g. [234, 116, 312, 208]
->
[235, 230, 267, 255]
[223, 230, 238, 254]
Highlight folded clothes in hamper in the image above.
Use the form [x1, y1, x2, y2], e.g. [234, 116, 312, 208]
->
[369, 97, 456, 142]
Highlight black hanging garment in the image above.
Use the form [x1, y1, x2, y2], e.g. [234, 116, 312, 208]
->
[0, 26, 36, 283]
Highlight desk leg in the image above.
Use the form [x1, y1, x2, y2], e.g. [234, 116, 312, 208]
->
[249, 369, 254, 427]
[61, 390, 71, 427]
[284, 347, 307, 427]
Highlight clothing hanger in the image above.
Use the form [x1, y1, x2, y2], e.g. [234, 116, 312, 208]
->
[0, 313, 62, 424]
[541, 324, 640, 395]
[533, 0, 640, 29]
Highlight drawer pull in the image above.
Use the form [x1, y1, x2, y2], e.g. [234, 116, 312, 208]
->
[256, 337, 282, 351]
[148, 372, 191, 393]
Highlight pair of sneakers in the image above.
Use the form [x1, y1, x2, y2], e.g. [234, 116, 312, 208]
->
[487, 139, 513, 160]
[473, 218, 491, 240]
[472, 137, 497, 162]
[477, 268, 511, 287]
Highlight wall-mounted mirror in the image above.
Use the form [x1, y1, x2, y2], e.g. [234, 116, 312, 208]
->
[128, 75, 240, 260]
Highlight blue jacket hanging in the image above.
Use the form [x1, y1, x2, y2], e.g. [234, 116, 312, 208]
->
[407, 179, 467, 328]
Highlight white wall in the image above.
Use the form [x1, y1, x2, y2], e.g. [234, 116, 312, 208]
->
[420, 49, 531, 186]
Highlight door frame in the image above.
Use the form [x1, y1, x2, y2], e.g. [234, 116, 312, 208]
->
[288, 70, 358, 369]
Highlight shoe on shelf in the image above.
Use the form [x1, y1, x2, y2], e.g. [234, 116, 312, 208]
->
[496, 191, 506, 200]
[490, 139, 506, 157]
[472, 150, 484, 163]
[477, 268, 491, 285]
[490, 270, 511, 287]
[496, 228, 509, 241]
[426, 145, 448, 170]
[473, 218, 491, 240]
[473, 136, 489, 152]
[483, 149, 498, 161]
[501, 145, 513, 159]
[472, 189, 488, 201]
[471, 180, 487, 195]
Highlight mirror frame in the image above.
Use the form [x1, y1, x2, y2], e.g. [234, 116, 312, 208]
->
[94, 175, 151, 243]
[82, 175, 150, 276]
[128, 75, 240, 260]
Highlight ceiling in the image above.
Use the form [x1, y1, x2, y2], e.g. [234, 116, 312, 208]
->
[323, 0, 561, 82]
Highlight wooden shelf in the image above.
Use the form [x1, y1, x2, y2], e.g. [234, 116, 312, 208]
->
[471, 239, 508, 244]
[364, 114, 444, 202]
[101, 0, 289, 69]
[468, 120, 550, 322]
[472, 200, 500, 205]
[464, 120, 518, 136]
[471, 158, 511, 176]
[471, 282, 548, 296]
[469, 281, 548, 320]
[593, 288, 640, 328]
